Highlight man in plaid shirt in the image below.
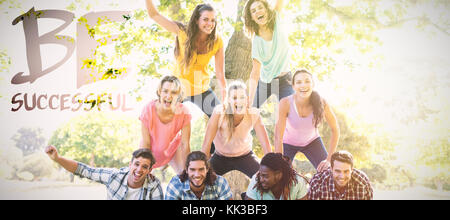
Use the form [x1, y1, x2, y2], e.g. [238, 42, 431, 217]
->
[165, 151, 232, 200]
[308, 150, 373, 200]
[45, 145, 163, 200]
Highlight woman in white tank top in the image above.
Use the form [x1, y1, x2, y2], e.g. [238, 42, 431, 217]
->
[201, 81, 272, 178]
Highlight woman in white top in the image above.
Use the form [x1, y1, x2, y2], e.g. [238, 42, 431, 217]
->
[202, 81, 272, 178]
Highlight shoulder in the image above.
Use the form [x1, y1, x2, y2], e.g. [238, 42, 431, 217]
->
[310, 168, 332, 187]
[215, 34, 223, 45]
[166, 175, 185, 191]
[279, 95, 291, 106]
[177, 28, 187, 40]
[278, 96, 291, 113]
[214, 175, 230, 187]
[351, 169, 372, 186]
[142, 100, 156, 111]
[147, 174, 162, 188]
[175, 102, 191, 116]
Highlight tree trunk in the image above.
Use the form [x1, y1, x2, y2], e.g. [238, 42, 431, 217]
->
[225, 0, 252, 82]
[211, 0, 252, 94]
[225, 30, 252, 81]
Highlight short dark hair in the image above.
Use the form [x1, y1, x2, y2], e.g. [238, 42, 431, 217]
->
[331, 150, 354, 168]
[131, 148, 156, 168]
[179, 151, 217, 185]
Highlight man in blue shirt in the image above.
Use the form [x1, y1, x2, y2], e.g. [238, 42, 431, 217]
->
[165, 151, 232, 200]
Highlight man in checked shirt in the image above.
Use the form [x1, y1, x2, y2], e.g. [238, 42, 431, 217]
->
[45, 145, 163, 200]
[308, 150, 373, 200]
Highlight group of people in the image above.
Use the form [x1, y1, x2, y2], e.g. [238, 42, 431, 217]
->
[45, 0, 373, 200]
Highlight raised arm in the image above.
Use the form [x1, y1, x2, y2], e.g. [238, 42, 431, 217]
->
[274, 98, 290, 153]
[145, 0, 180, 34]
[274, 0, 284, 13]
[45, 145, 78, 173]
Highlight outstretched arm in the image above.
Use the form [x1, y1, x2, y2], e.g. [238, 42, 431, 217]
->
[45, 145, 78, 173]
[145, 0, 180, 34]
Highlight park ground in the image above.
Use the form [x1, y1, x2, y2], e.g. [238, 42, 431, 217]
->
[0, 179, 449, 200]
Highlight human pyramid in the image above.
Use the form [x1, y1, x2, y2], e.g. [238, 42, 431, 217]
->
[45, 0, 373, 200]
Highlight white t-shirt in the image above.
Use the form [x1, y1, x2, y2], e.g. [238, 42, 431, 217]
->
[125, 186, 142, 200]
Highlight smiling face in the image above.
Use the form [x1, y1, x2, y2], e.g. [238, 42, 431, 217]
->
[258, 165, 282, 191]
[128, 157, 152, 188]
[332, 160, 353, 188]
[187, 160, 208, 188]
[158, 81, 181, 110]
[292, 72, 314, 99]
[197, 10, 216, 35]
[228, 87, 248, 115]
[250, 1, 269, 27]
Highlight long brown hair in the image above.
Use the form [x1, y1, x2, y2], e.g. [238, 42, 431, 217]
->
[243, 0, 276, 37]
[292, 69, 324, 128]
[179, 151, 217, 186]
[223, 81, 247, 142]
[174, 4, 217, 69]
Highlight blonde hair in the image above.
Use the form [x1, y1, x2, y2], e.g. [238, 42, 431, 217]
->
[156, 75, 184, 102]
[223, 81, 248, 142]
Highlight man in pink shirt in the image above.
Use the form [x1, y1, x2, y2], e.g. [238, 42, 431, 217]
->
[140, 75, 192, 174]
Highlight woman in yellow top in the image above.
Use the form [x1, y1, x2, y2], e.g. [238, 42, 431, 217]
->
[145, 0, 227, 118]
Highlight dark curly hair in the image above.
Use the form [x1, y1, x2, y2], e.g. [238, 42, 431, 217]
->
[254, 153, 306, 200]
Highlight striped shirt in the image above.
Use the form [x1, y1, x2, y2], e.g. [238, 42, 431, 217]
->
[308, 168, 373, 200]
[75, 162, 164, 200]
[165, 175, 232, 200]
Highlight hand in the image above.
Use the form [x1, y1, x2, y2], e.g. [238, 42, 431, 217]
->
[45, 145, 59, 161]
[317, 159, 330, 172]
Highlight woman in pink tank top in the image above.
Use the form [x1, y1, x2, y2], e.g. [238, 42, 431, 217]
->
[139, 76, 192, 175]
[201, 81, 272, 178]
[275, 69, 340, 172]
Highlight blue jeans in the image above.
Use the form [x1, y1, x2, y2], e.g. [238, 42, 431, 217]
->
[283, 137, 328, 170]
[252, 72, 294, 108]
